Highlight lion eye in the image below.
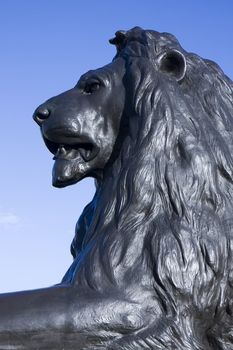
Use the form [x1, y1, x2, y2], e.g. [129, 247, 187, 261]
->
[84, 81, 100, 94]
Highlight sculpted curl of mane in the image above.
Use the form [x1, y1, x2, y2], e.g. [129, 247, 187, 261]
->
[66, 28, 233, 348]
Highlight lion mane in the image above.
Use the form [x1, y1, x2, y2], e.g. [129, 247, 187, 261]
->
[65, 28, 233, 349]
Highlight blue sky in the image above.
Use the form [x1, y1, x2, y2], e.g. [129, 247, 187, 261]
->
[1, 0, 233, 292]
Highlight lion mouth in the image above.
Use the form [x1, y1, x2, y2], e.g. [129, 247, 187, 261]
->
[44, 138, 99, 162]
[42, 136, 101, 187]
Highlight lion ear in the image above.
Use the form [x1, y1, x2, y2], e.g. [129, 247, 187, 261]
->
[109, 30, 127, 51]
[158, 49, 186, 82]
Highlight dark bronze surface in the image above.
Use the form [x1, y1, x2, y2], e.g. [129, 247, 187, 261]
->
[1, 27, 233, 349]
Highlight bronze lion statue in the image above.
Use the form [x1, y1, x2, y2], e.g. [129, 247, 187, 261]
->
[0, 27, 233, 350]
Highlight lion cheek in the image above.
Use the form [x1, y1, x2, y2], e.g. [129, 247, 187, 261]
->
[52, 158, 88, 187]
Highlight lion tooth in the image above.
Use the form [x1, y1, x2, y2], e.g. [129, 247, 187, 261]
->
[53, 145, 67, 159]
[60, 145, 66, 155]
[79, 148, 86, 161]
[78, 147, 92, 162]
[86, 150, 91, 159]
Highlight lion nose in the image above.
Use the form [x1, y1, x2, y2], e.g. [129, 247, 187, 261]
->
[33, 106, 50, 126]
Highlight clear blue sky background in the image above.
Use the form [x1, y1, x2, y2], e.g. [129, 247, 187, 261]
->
[0, 0, 232, 292]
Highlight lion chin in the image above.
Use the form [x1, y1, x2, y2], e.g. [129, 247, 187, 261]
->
[31, 27, 233, 349]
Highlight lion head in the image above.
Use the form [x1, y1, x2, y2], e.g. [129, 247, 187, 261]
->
[34, 27, 233, 348]
[33, 59, 126, 187]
